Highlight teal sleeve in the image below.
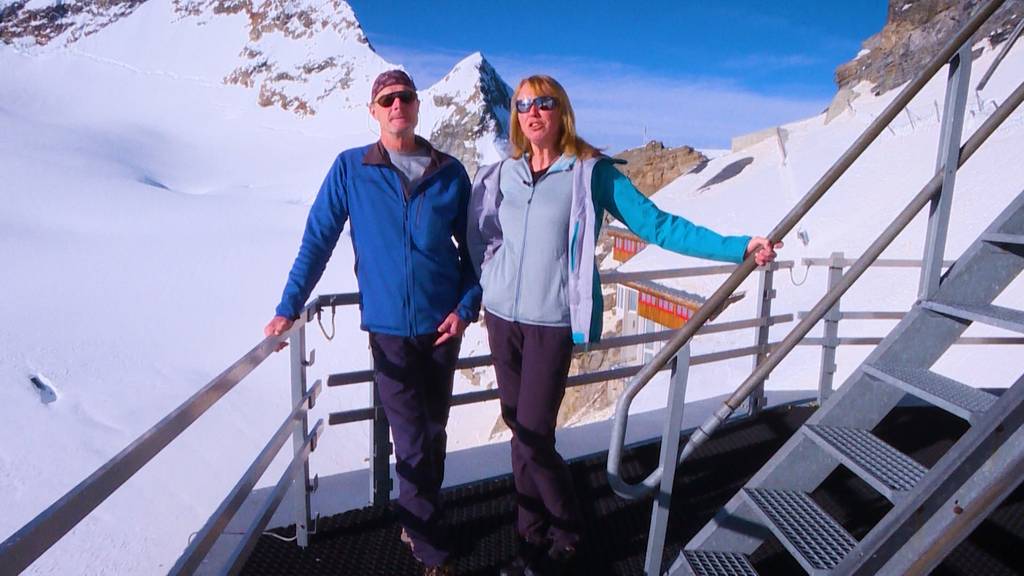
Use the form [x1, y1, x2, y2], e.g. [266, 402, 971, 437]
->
[593, 161, 750, 263]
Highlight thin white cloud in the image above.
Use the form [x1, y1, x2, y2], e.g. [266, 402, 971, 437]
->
[373, 42, 831, 152]
[720, 53, 823, 71]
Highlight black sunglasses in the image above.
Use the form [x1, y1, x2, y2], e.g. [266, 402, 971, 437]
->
[515, 96, 558, 113]
[376, 90, 417, 107]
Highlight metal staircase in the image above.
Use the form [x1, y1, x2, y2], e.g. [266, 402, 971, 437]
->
[673, 194, 1024, 576]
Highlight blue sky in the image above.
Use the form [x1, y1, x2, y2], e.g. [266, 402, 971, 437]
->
[351, 1, 888, 152]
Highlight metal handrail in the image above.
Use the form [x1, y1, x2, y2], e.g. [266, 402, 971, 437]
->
[0, 301, 321, 575]
[324, 311, 795, 388]
[606, 0, 1012, 499]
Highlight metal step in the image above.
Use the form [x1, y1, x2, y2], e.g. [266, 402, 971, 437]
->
[804, 425, 927, 503]
[676, 550, 759, 576]
[981, 232, 1024, 246]
[921, 301, 1024, 334]
[743, 488, 856, 575]
[862, 363, 997, 423]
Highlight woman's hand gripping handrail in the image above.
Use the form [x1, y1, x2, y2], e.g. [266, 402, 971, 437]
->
[605, 0, 1010, 500]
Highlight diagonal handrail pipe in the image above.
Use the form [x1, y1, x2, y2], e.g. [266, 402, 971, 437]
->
[606, 0, 1011, 499]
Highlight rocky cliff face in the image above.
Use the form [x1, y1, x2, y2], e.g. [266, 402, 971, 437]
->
[834, 0, 1023, 97]
[175, 0, 386, 116]
[0, 0, 146, 46]
[613, 140, 708, 197]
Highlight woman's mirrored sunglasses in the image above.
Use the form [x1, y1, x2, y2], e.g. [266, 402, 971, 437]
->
[376, 90, 417, 107]
[515, 96, 558, 113]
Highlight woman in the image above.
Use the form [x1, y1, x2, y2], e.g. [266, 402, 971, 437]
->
[468, 75, 778, 575]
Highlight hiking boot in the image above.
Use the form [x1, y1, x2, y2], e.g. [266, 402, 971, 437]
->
[499, 537, 546, 576]
[422, 564, 452, 576]
[540, 542, 577, 575]
[402, 529, 452, 576]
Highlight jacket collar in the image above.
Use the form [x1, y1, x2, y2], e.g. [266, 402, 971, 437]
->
[520, 152, 577, 175]
[362, 136, 450, 174]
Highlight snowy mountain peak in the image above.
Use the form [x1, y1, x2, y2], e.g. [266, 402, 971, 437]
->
[420, 51, 513, 176]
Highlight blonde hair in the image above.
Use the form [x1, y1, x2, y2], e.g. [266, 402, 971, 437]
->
[509, 75, 600, 160]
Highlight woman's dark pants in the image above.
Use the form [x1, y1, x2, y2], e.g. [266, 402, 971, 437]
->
[486, 314, 582, 549]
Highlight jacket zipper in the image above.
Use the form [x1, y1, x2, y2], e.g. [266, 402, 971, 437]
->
[512, 182, 535, 321]
[513, 160, 549, 320]
[384, 166, 416, 337]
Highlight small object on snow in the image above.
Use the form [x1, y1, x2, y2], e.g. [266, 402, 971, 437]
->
[29, 374, 59, 404]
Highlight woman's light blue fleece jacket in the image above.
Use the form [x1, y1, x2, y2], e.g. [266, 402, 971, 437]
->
[468, 154, 749, 344]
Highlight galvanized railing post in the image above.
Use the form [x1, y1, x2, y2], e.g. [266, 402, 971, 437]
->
[818, 252, 844, 403]
[643, 344, 691, 576]
[369, 357, 393, 506]
[288, 316, 314, 547]
[920, 44, 972, 299]
[747, 265, 775, 416]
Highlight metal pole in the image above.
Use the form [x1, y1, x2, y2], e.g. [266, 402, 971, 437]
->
[818, 253, 844, 403]
[920, 45, 973, 298]
[288, 324, 313, 547]
[369, 359, 393, 506]
[747, 266, 774, 416]
[643, 345, 691, 576]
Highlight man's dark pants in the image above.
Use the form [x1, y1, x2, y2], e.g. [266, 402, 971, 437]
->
[369, 332, 461, 567]
[486, 314, 582, 549]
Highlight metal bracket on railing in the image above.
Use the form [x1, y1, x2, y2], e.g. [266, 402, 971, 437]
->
[310, 474, 319, 494]
[308, 379, 322, 410]
[302, 349, 316, 367]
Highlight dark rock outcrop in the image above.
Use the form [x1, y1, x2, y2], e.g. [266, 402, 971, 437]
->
[0, 0, 146, 46]
[834, 0, 1024, 97]
[613, 140, 708, 197]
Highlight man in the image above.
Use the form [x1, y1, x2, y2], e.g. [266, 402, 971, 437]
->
[265, 70, 479, 576]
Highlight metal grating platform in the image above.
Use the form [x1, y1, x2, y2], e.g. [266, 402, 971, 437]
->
[241, 405, 1024, 576]
[743, 488, 856, 571]
[681, 550, 759, 576]
[805, 424, 927, 498]
[864, 363, 997, 421]
[922, 301, 1024, 334]
[981, 232, 1024, 246]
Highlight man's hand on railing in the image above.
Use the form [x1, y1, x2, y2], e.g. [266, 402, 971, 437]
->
[264, 315, 294, 351]
[747, 237, 783, 266]
[435, 311, 468, 346]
